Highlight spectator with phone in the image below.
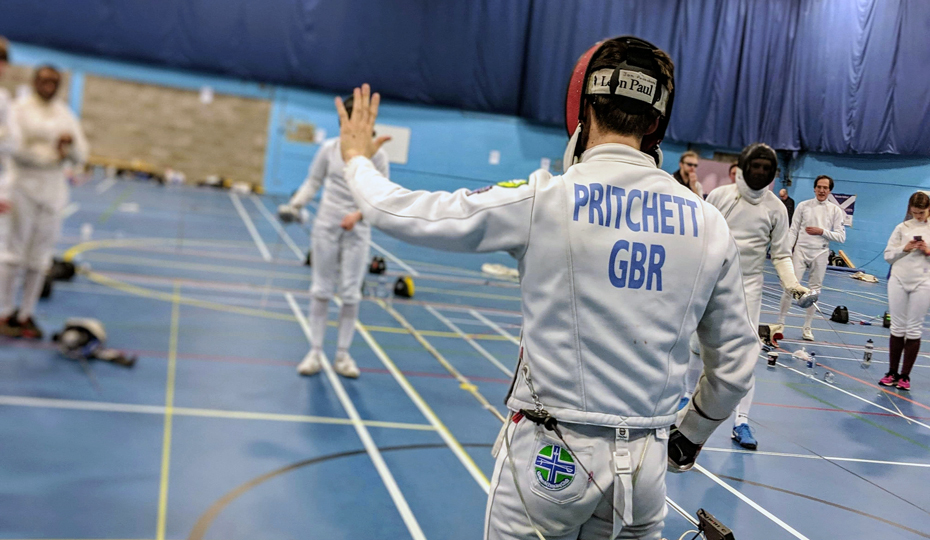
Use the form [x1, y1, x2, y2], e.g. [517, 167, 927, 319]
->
[880, 191, 930, 391]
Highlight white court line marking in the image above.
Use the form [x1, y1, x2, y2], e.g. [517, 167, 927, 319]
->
[285, 293, 426, 540]
[792, 351, 929, 370]
[426, 306, 513, 376]
[369, 240, 420, 277]
[701, 446, 930, 468]
[779, 338, 930, 362]
[61, 203, 80, 219]
[271, 218, 697, 523]
[693, 463, 810, 539]
[250, 194, 305, 260]
[95, 177, 116, 194]
[341, 297, 492, 492]
[469, 310, 520, 346]
[0, 395, 433, 431]
[229, 192, 271, 262]
[304, 202, 419, 276]
[779, 362, 930, 431]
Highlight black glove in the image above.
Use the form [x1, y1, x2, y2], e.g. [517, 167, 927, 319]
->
[667, 424, 702, 473]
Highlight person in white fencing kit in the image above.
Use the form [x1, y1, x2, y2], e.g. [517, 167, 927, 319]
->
[0, 37, 20, 216]
[682, 144, 815, 451]
[772, 175, 846, 341]
[337, 37, 756, 540]
[0, 65, 87, 340]
[279, 95, 390, 378]
[878, 191, 930, 392]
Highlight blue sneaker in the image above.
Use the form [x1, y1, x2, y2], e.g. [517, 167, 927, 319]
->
[678, 396, 690, 411]
[732, 424, 758, 450]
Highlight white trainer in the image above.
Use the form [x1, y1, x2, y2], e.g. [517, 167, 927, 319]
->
[333, 352, 360, 378]
[297, 350, 323, 376]
[801, 327, 814, 341]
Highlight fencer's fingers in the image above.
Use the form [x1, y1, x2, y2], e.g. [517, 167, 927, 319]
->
[360, 83, 371, 118]
[369, 92, 381, 128]
[335, 96, 349, 125]
[373, 135, 392, 152]
[353, 86, 363, 123]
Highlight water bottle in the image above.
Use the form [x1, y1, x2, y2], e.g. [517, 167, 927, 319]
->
[862, 339, 873, 369]
[807, 352, 817, 378]
[377, 275, 389, 298]
[824, 371, 835, 384]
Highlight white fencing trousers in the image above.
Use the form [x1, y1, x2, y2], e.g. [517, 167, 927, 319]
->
[689, 272, 762, 425]
[888, 275, 930, 340]
[5, 190, 61, 272]
[310, 219, 370, 304]
[778, 250, 828, 328]
[485, 417, 667, 540]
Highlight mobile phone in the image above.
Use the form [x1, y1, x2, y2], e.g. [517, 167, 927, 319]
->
[915, 236, 923, 242]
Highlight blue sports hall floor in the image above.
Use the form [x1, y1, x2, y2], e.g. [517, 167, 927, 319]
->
[1, 172, 928, 540]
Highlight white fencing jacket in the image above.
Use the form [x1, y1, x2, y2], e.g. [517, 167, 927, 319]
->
[706, 173, 799, 292]
[347, 143, 756, 443]
[789, 197, 846, 258]
[12, 94, 88, 211]
[885, 219, 930, 289]
[0, 88, 21, 200]
[290, 138, 389, 224]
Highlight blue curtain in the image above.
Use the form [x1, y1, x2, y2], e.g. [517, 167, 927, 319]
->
[1, 0, 927, 155]
[0, 0, 531, 114]
[521, 0, 930, 155]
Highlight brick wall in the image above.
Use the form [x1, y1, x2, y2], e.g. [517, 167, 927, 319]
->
[80, 75, 270, 187]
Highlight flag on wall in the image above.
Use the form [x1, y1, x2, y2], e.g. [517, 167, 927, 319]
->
[829, 193, 856, 227]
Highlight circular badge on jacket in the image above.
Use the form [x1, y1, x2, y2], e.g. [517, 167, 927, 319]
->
[534, 444, 576, 491]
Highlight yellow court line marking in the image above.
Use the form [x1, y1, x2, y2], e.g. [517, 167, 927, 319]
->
[380, 301, 506, 424]
[83, 252, 309, 281]
[416, 285, 521, 302]
[172, 407, 434, 431]
[64, 238, 515, 342]
[156, 283, 180, 540]
[85, 268, 513, 341]
[343, 297, 490, 490]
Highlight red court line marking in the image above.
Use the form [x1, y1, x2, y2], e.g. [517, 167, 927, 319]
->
[756, 401, 930, 421]
[780, 337, 930, 360]
[774, 343, 930, 412]
[823, 364, 930, 412]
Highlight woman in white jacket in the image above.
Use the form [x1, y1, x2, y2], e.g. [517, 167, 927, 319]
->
[880, 191, 930, 391]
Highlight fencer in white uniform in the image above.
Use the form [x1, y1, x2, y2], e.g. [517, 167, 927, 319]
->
[0, 38, 20, 238]
[338, 37, 756, 540]
[0, 66, 87, 339]
[0, 70, 20, 213]
[281, 103, 389, 378]
[879, 192, 930, 392]
[683, 144, 811, 450]
[774, 175, 846, 340]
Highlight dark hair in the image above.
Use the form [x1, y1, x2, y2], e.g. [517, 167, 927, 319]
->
[0, 37, 8, 63]
[586, 38, 674, 139]
[729, 163, 738, 172]
[909, 191, 930, 210]
[814, 175, 834, 191]
[34, 64, 61, 81]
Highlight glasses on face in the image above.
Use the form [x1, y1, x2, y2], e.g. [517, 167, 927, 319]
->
[683, 162, 699, 168]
